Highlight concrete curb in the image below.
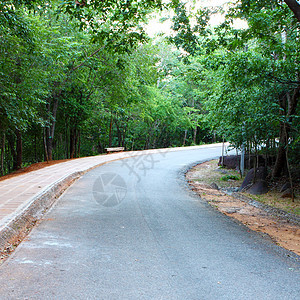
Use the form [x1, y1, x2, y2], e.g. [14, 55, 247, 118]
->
[0, 157, 126, 254]
[0, 143, 227, 257]
[0, 172, 82, 253]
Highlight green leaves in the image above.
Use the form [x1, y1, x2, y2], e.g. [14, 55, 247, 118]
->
[170, 1, 199, 56]
[57, 0, 165, 54]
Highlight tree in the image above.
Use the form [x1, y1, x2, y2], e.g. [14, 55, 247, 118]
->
[0, 4, 46, 170]
[184, 0, 300, 178]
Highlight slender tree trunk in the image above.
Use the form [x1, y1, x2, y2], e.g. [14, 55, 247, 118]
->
[70, 127, 80, 159]
[108, 113, 113, 147]
[6, 140, 10, 173]
[34, 132, 37, 162]
[0, 133, 5, 176]
[46, 97, 59, 161]
[183, 130, 187, 146]
[240, 144, 245, 177]
[193, 126, 197, 144]
[97, 140, 103, 154]
[272, 123, 288, 177]
[284, 0, 300, 22]
[273, 83, 299, 177]
[6, 131, 22, 170]
[221, 137, 225, 167]
[65, 122, 69, 159]
[122, 120, 129, 149]
[69, 127, 75, 159]
[265, 139, 269, 168]
[43, 128, 49, 163]
[15, 129, 22, 169]
[74, 130, 78, 158]
[77, 130, 81, 157]
[248, 141, 251, 169]
[7, 133, 17, 170]
[97, 128, 104, 153]
[283, 123, 295, 202]
[115, 122, 122, 147]
[46, 126, 53, 161]
[253, 144, 258, 183]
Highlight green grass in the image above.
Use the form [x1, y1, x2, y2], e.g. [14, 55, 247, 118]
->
[221, 175, 240, 181]
[190, 159, 300, 216]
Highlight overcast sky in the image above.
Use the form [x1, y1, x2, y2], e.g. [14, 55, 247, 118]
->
[145, 1, 245, 37]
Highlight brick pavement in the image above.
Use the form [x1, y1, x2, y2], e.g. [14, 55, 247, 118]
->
[0, 144, 224, 252]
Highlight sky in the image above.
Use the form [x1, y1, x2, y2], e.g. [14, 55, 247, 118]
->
[145, 0, 246, 37]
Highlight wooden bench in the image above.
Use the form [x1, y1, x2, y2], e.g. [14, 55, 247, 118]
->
[105, 147, 124, 154]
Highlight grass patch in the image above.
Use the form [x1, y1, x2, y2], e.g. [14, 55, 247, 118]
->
[188, 159, 300, 216]
[247, 193, 300, 216]
[188, 159, 243, 188]
[221, 175, 240, 181]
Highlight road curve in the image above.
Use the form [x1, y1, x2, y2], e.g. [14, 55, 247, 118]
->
[0, 146, 299, 299]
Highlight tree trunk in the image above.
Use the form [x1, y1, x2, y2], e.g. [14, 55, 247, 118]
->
[284, 124, 295, 202]
[0, 133, 5, 176]
[6, 130, 22, 170]
[43, 128, 49, 162]
[108, 113, 113, 147]
[7, 133, 17, 170]
[193, 126, 197, 144]
[65, 122, 69, 159]
[115, 121, 122, 147]
[97, 140, 103, 154]
[273, 86, 299, 177]
[34, 132, 37, 162]
[284, 0, 300, 22]
[77, 130, 81, 157]
[70, 127, 76, 159]
[46, 126, 53, 161]
[221, 137, 225, 167]
[122, 120, 128, 148]
[15, 129, 22, 170]
[272, 123, 288, 177]
[253, 144, 258, 183]
[45, 97, 59, 161]
[183, 130, 187, 146]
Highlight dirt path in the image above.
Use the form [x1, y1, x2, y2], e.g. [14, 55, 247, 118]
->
[187, 161, 300, 256]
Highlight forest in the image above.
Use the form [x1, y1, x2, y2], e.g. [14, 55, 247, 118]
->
[0, 0, 299, 184]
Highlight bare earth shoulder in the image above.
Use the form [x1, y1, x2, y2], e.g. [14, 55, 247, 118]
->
[187, 160, 300, 256]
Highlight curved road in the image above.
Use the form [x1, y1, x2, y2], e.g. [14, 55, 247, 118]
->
[0, 146, 299, 299]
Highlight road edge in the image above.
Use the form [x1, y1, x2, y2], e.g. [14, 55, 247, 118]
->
[0, 157, 127, 260]
[0, 171, 82, 259]
[0, 144, 226, 261]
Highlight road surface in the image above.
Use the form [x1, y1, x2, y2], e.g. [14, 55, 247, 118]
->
[0, 146, 299, 299]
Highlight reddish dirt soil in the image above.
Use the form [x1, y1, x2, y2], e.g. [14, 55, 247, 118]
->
[0, 159, 77, 262]
[0, 159, 75, 182]
[2, 159, 299, 257]
[187, 162, 300, 256]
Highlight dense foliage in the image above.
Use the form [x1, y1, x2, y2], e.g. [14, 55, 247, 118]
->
[0, 0, 299, 181]
[170, 0, 300, 178]
[0, 0, 202, 174]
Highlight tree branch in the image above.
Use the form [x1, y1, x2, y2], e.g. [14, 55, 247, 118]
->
[284, 0, 300, 22]
[70, 46, 105, 72]
[269, 73, 300, 85]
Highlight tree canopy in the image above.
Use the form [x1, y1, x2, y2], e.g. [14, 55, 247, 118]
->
[0, 0, 299, 184]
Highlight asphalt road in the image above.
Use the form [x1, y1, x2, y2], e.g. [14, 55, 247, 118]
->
[0, 146, 299, 299]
